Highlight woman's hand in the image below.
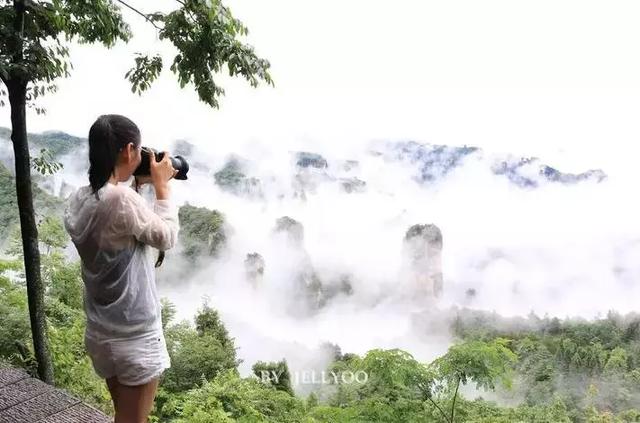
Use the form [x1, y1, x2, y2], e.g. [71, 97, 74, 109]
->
[150, 152, 177, 200]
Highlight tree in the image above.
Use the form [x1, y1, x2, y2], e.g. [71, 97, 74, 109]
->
[324, 349, 437, 422]
[429, 339, 517, 423]
[0, 0, 272, 383]
[326, 344, 516, 423]
[159, 370, 307, 423]
[0, 258, 31, 366]
[37, 215, 67, 254]
[160, 297, 177, 330]
[253, 359, 294, 396]
[604, 347, 628, 375]
[162, 302, 240, 392]
[178, 204, 227, 261]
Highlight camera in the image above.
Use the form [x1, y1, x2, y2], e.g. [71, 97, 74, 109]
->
[133, 146, 189, 180]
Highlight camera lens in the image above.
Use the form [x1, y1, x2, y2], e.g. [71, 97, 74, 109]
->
[133, 146, 189, 180]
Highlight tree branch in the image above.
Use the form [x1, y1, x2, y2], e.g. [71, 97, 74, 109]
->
[450, 378, 460, 423]
[115, 0, 161, 30]
[173, 0, 198, 26]
[428, 397, 452, 423]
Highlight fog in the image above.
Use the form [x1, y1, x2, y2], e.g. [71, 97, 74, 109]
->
[4, 104, 639, 395]
[93, 135, 638, 381]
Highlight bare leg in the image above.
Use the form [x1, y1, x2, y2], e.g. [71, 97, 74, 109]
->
[107, 377, 160, 423]
[106, 377, 119, 414]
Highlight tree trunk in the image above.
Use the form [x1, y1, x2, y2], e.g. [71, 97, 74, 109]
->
[450, 377, 460, 423]
[7, 79, 54, 384]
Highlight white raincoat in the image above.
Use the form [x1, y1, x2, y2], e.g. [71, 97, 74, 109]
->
[64, 182, 179, 339]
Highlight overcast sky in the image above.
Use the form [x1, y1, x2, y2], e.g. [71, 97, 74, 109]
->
[1, 0, 639, 173]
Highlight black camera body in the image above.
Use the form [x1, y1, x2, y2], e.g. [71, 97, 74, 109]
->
[134, 146, 189, 180]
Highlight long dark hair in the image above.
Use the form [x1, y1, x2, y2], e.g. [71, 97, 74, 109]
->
[88, 114, 141, 193]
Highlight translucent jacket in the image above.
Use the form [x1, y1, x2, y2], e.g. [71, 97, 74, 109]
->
[64, 182, 179, 338]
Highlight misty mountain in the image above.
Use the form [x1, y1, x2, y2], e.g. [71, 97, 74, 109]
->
[0, 127, 85, 163]
[377, 140, 607, 188]
[0, 162, 65, 243]
[213, 140, 607, 197]
[0, 127, 607, 200]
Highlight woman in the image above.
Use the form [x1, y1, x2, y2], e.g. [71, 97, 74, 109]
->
[64, 114, 179, 422]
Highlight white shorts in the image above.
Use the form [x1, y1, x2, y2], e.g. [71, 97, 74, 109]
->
[84, 330, 171, 386]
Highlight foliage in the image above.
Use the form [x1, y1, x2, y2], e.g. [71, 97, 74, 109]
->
[46, 256, 82, 310]
[214, 157, 246, 189]
[160, 297, 177, 330]
[252, 359, 295, 396]
[0, 163, 17, 241]
[0, 126, 86, 160]
[26, 130, 85, 158]
[178, 204, 226, 260]
[321, 343, 515, 423]
[47, 313, 112, 413]
[31, 148, 63, 175]
[213, 157, 263, 198]
[162, 303, 240, 393]
[0, 258, 31, 365]
[431, 338, 517, 392]
[2, 164, 640, 421]
[159, 370, 307, 423]
[38, 215, 68, 252]
[453, 308, 640, 420]
[4, 241, 640, 422]
[0, 162, 65, 243]
[128, 0, 273, 108]
[0, 233, 110, 412]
